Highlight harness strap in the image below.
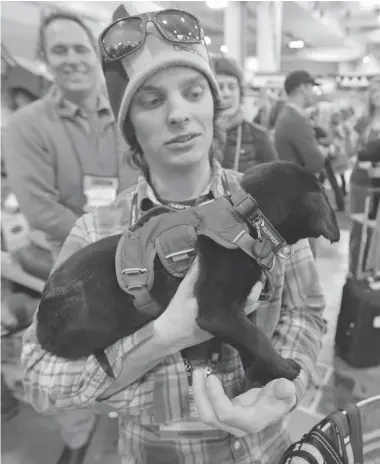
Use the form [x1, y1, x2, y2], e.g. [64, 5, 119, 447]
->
[129, 205, 174, 232]
[232, 230, 276, 300]
[155, 224, 198, 278]
[229, 190, 293, 259]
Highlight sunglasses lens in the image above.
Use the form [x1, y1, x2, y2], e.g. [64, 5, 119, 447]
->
[156, 11, 201, 43]
[102, 18, 144, 60]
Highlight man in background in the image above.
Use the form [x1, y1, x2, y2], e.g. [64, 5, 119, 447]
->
[274, 70, 325, 175]
[274, 70, 326, 258]
[3, 12, 137, 464]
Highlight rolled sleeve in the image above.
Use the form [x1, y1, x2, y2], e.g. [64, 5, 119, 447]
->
[22, 320, 155, 414]
[271, 239, 326, 403]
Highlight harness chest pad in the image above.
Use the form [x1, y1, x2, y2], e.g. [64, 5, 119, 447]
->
[115, 197, 249, 302]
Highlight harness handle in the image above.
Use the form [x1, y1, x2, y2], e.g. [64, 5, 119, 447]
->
[130, 205, 174, 232]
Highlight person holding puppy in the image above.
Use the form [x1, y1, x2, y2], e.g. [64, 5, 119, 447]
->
[22, 6, 326, 464]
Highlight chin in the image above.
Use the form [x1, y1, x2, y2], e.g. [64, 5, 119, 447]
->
[167, 151, 209, 169]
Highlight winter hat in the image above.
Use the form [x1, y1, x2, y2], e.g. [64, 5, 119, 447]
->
[210, 54, 244, 97]
[101, 3, 220, 143]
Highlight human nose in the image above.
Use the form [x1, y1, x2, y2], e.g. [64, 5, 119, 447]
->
[167, 95, 190, 127]
[218, 83, 229, 98]
[65, 47, 81, 64]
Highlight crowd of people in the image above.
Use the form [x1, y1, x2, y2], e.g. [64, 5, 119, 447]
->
[1, 4, 379, 464]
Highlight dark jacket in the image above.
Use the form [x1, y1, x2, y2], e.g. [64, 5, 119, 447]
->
[222, 121, 278, 173]
[274, 105, 324, 175]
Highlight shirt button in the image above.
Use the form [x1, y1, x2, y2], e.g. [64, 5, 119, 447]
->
[228, 373, 235, 380]
[234, 440, 241, 450]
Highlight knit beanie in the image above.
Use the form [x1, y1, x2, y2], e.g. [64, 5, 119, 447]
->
[210, 54, 244, 98]
[101, 3, 220, 144]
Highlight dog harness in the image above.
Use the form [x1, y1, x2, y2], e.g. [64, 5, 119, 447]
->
[115, 190, 293, 317]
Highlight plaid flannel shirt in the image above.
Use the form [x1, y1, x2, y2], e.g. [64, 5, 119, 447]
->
[22, 161, 326, 464]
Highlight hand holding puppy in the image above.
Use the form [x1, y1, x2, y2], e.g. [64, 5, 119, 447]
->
[193, 369, 297, 437]
[153, 257, 263, 353]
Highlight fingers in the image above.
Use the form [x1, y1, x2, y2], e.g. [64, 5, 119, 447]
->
[192, 370, 247, 437]
[193, 369, 297, 435]
[175, 256, 200, 300]
[244, 279, 264, 315]
[256, 378, 296, 404]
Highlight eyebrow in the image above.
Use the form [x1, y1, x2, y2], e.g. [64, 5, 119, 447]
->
[139, 75, 206, 93]
[50, 42, 90, 49]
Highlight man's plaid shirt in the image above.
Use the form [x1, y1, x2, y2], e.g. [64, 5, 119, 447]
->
[22, 162, 326, 464]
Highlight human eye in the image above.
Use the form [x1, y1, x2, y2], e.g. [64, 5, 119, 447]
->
[136, 92, 164, 109]
[74, 44, 91, 54]
[51, 45, 67, 56]
[185, 83, 205, 101]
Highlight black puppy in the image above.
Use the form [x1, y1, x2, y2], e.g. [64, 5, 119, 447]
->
[37, 162, 340, 384]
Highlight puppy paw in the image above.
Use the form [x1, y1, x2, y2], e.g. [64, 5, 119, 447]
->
[244, 358, 301, 387]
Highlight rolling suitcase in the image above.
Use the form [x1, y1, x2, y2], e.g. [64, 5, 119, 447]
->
[335, 277, 380, 368]
[335, 183, 380, 368]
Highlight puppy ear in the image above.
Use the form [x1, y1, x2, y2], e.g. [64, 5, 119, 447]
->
[302, 190, 340, 243]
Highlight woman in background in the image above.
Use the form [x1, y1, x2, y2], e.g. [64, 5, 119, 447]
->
[211, 54, 278, 173]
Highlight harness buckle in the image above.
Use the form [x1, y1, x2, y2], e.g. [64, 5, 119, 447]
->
[121, 268, 148, 275]
[165, 248, 196, 263]
[120, 268, 148, 292]
[231, 194, 260, 223]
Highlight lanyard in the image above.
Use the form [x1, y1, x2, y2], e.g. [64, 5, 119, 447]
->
[233, 124, 243, 172]
[130, 172, 232, 227]
[62, 118, 122, 188]
[181, 340, 221, 386]
[130, 181, 227, 379]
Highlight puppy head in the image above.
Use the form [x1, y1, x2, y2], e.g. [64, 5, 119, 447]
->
[290, 187, 340, 244]
[240, 161, 340, 245]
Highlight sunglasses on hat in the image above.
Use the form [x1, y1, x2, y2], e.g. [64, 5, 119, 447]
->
[100, 9, 204, 62]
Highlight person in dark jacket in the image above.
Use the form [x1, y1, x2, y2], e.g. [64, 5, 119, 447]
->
[211, 54, 278, 172]
[274, 70, 325, 176]
[274, 71, 326, 258]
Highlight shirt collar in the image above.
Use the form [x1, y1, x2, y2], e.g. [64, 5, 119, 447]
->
[134, 159, 228, 213]
[48, 85, 113, 120]
[286, 102, 306, 118]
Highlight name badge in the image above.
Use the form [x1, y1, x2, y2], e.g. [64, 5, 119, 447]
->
[83, 175, 118, 212]
[159, 386, 221, 439]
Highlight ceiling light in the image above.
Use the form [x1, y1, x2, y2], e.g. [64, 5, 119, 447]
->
[220, 45, 228, 53]
[288, 40, 304, 49]
[363, 55, 370, 63]
[206, 0, 228, 9]
[204, 36, 212, 45]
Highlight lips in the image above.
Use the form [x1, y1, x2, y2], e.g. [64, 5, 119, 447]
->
[166, 133, 200, 145]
